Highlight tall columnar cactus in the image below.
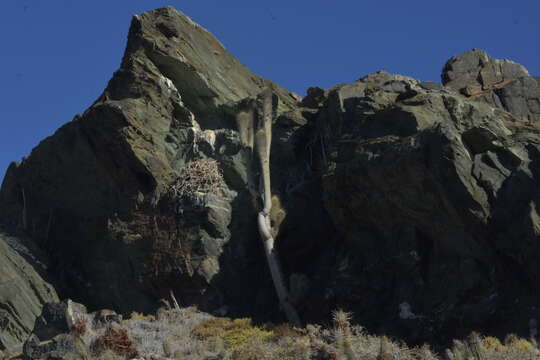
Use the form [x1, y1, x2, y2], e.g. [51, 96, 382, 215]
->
[239, 88, 301, 326]
[235, 107, 254, 150]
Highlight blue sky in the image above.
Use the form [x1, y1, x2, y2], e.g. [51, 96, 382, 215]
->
[0, 0, 538, 180]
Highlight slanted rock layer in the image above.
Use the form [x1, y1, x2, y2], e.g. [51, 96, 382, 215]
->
[0, 233, 58, 350]
[1, 6, 540, 345]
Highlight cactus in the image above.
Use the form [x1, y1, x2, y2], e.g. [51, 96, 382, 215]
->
[468, 332, 486, 360]
[444, 348, 456, 360]
[450, 339, 470, 360]
[238, 88, 301, 327]
[235, 106, 254, 149]
[332, 309, 356, 360]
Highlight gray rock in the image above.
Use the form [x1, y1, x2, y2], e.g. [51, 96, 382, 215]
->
[0, 6, 295, 317]
[3, 7, 540, 345]
[493, 76, 540, 121]
[296, 70, 540, 342]
[301, 87, 327, 109]
[442, 49, 540, 122]
[93, 309, 122, 326]
[442, 49, 529, 92]
[0, 233, 58, 350]
[32, 300, 87, 342]
[23, 334, 81, 360]
[419, 81, 443, 91]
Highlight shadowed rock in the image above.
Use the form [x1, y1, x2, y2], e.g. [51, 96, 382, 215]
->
[2, 8, 540, 345]
[0, 233, 58, 350]
[0, 6, 299, 317]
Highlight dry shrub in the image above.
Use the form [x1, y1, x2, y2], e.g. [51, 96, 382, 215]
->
[149, 226, 192, 277]
[446, 333, 539, 360]
[43, 304, 540, 360]
[193, 318, 274, 349]
[71, 318, 87, 337]
[265, 323, 300, 339]
[95, 328, 138, 359]
[503, 334, 535, 353]
[483, 336, 504, 352]
[168, 158, 224, 203]
[92, 350, 125, 360]
[151, 159, 223, 277]
[127, 312, 156, 322]
[231, 337, 312, 360]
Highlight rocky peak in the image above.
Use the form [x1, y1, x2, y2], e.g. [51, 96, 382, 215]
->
[116, 6, 298, 125]
[442, 49, 529, 93]
[442, 49, 539, 122]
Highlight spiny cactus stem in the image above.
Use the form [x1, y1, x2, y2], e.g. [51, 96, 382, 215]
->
[254, 89, 301, 327]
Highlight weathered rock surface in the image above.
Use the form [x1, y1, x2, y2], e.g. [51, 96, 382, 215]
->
[23, 334, 83, 360]
[22, 300, 113, 360]
[32, 300, 89, 342]
[2, 6, 540, 345]
[0, 233, 58, 350]
[0, 6, 298, 319]
[293, 69, 540, 342]
[442, 49, 540, 122]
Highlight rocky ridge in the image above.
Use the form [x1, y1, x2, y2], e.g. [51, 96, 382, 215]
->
[1, 6, 540, 347]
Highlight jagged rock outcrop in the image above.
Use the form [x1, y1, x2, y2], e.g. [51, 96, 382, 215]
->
[290, 67, 540, 342]
[442, 49, 540, 122]
[0, 6, 298, 316]
[0, 233, 58, 350]
[2, 6, 540, 344]
[22, 300, 123, 360]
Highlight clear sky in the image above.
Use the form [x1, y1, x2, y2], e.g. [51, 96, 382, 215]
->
[0, 0, 538, 180]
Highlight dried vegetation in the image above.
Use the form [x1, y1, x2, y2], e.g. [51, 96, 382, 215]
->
[16, 307, 540, 360]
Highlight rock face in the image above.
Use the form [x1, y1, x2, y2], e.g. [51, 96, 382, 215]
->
[22, 300, 123, 360]
[442, 49, 540, 122]
[0, 6, 299, 318]
[0, 233, 59, 350]
[295, 69, 540, 341]
[2, 7, 540, 344]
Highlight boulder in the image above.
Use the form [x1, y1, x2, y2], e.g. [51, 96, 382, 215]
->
[32, 300, 88, 342]
[23, 334, 85, 360]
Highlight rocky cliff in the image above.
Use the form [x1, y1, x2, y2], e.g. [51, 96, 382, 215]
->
[1, 6, 540, 345]
[300, 68, 540, 342]
[0, 6, 300, 320]
[0, 233, 58, 350]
